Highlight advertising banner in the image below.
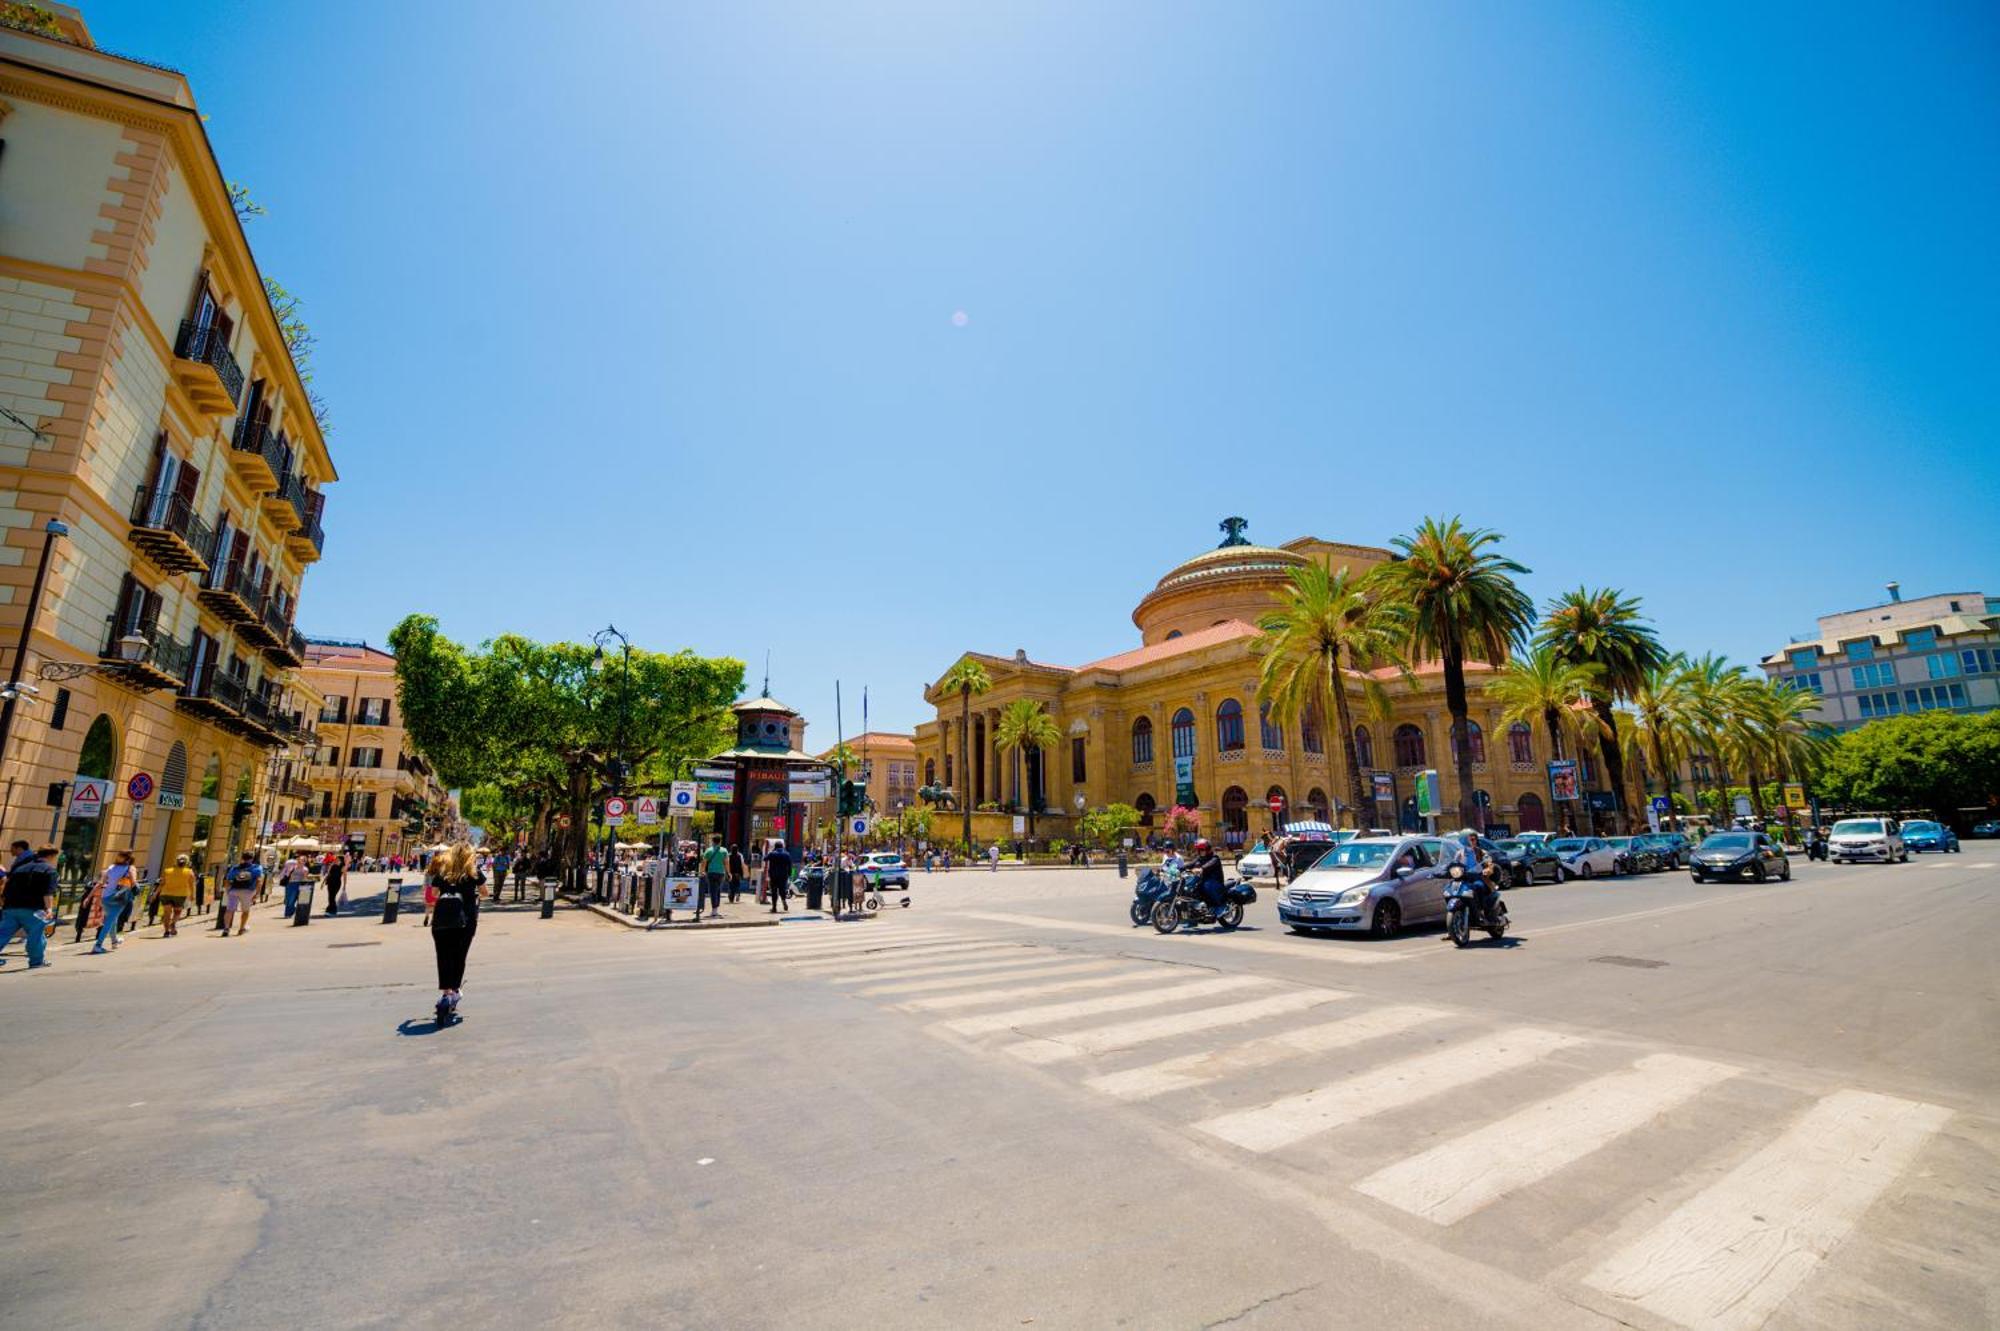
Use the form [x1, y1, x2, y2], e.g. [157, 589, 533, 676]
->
[1414, 769, 1440, 819]
[1173, 753, 1195, 806]
[1547, 760, 1580, 801]
[1371, 772, 1394, 800]
[697, 779, 735, 804]
[660, 877, 700, 912]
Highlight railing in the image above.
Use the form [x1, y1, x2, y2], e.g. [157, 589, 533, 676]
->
[260, 593, 291, 639]
[275, 473, 316, 531]
[231, 417, 289, 479]
[100, 626, 192, 681]
[203, 558, 258, 601]
[173, 319, 245, 405]
[240, 690, 275, 732]
[295, 513, 325, 557]
[184, 661, 248, 713]
[127, 486, 216, 558]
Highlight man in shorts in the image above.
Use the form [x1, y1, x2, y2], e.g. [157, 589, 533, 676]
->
[222, 852, 261, 936]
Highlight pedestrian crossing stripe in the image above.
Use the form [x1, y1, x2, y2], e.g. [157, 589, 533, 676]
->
[902, 966, 1189, 1013]
[785, 942, 1008, 971]
[855, 959, 1135, 997]
[939, 975, 1266, 1037]
[1004, 987, 1351, 1065]
[720, 931, 966, 960]
[826, 950, 1062, 986]
[1084, 1004, 1452, 1101]
[717, 926, 964, 952]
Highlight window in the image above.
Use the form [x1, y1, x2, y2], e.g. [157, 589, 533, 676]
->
[1857, 691, 1903, 719]
[1928, 653, 1961, 679]
[1904, 684, 1968, 712]
[1134, 793, 1156, 825]
[1962, 648, 1995, 675]
[1787, 647, 1819, 670]
[1353, 725, 1373, 769]
[1393, 724, 1426, 767]
[1851, 662, 1896, 690]
[1258, 701, 1283, 751]
[1903, 628, 1937, 653]
[315, 744, 337, 766]
[341, 791, 377, 819]
[924, 759, 935, 786]
[1071, 736, 1086, 783]
[350, 747, 384, 769]
[1301, 707, 1323, 755]
[357, 698, 391, 726]
[1170, 708, 1196, 760]
[1131, 716, 1154, 765]
[1216, 699, 1244, 753]
[1306, 787, 1329, 823]
[1785, 672, 1823, 694]
[1507, 722, 1532, 764]
[320, 696, 347, 724]
[1845, 639, 1875, 661]
[51, 687, 70, 731]
[1450, 721, 1486, 766]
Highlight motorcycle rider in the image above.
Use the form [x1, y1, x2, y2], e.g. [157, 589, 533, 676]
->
[1186, 838, 1227, 916]
[1452, 829, 1501, 926]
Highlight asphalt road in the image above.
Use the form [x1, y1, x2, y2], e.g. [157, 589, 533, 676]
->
[0, 854, 1994, 1329]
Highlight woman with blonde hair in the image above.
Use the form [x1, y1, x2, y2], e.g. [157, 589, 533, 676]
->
[427, 841, 485, 1024]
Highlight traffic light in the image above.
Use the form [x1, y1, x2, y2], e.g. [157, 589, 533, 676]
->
[838, 779, 866, 817]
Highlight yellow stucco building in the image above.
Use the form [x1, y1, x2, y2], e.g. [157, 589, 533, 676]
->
[915, 526, 1567, 848]
[299, 640, 455, 859]
[0, 10, 335, 884]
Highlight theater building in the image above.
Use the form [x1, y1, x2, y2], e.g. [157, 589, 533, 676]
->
[913, 524, 1555, 847]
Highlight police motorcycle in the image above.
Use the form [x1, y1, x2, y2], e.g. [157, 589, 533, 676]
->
[1150, 869, 1257, 933]
[1442, 840, 1509, 947]
[1129, 864, 1180, 927]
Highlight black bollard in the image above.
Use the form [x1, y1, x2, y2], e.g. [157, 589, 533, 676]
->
[1117, 850, 1129, 879]
[540, 877, 555, 919]
[383, 876, 403, 924]
[292, 895, 312, 926]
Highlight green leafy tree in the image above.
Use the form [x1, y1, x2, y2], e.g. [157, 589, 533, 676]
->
[1683, 654, 1756, 824]
[1816, 711, 2000, 822]
[1624, 655, 1694, 814]
[1254, 560, 1406, 830]
[1538, 587, 1667, 833]
[1367, 517, 1536, 830]
[938, 657, 991, 852]
[1079, 801, 1142, 850]
[995, 698, 1062, 836]
[1486, 646, 1602, 822]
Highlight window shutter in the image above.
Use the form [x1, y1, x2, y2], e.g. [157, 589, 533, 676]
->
[110, 573, 137, 646]
[174, 459, 200, 503]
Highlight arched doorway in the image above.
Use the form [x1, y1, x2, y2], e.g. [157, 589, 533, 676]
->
[1517, 792, 1547, 832]
[1265, 785, 1288, 834]
[190, 753, 222, 874]
[1134, 792, 1156, 834]
[60, 715, 119, 888]
[1306, 787, 1330, 825]
[1222, 786, 1249, 848]
[149, 741, 188, 879]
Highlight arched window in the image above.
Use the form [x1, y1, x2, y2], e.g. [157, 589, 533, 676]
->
[924, 759, 936, 786]
[1301, 706, 1323, 755]
[1508, 722, 1533, 764]
[1393, 723, 1426, 767]
[1258, 701, 1283, 750]
[1451, 720, 1486, 766]
[1353, 725, 1373, 769]
[1131, 716, 1154, 765]
[1306, 787, 1330, 823]
[1216, 699, 1244, 753]
[1170, 708, 1196, 760]
[60, 715, 118, 885]
[1222, 786, 1249, 844]
[1517, 792, 1546, 832]
[1134, 792, 1157, 826]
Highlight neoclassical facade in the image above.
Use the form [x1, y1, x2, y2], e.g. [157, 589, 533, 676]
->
[914, 527, 1567, 846]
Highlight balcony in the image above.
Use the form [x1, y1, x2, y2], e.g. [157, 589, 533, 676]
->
[229, 418, 287, 492]
[97, 627, 192, 692]
[281, 775, 315, 801]
[195, 561, 260, 628]
[287, 511, 325, 563]
[263, 626, 306, 670]
[125, 486, 214, 576]
[238, 592, 290, 652]
[260, 473, 301, 528]
[175, 661, 247, 726]
[235, 690, 284, 746]
[171, 319, 244, 415]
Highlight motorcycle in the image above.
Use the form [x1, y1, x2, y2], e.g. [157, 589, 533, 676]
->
[1151, 876, 1257, 933]
[1442, 861, 1508, 947]
[1805, 838, 1827, 862]
[1129, 867, 1179, 926]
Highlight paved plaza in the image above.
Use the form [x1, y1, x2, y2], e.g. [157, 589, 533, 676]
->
[1, 859, 1995, 1329]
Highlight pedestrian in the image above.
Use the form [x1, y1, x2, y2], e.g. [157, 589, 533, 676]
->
[156, 854, 194, 936]
[726, 843, 746, 904]
[323, 854, 344, 916]
[988, 843, 1000, 873]
[427, 842, 485, 1020]
[765, 839, 793, 913]
[492, 849, 512, 901]
[700, 835, 727, 919]
[0, 844, 59, 970]
[221, 852, 260, 936]
[279, 852, 306, 918]
[89, 849, 138, 954]
[421, 875, 438, 925]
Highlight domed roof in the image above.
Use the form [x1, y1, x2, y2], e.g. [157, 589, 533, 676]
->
[1149, 543, 1308, 594]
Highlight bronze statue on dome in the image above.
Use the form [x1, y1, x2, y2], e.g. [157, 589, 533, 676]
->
[1218, 516, 1251, 547]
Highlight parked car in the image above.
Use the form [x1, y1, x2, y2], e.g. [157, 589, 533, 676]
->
[858, 852, 910, 887]
[1548, 836, 1621, 879]
[1636, 832, 1690, 868]
[1488, 837, 1564, 887]
[1605, 836, 1665, 874]
[1690, 830, 1791, 882]
[1900, 820, 1960, 854]
[1236, 848, 1275, 879]
[1828, 818, 1908, 864]
[1514, 831, 1552, 846]
[1276, 835, 1458, 938]
[1970, 819, 2000, 839]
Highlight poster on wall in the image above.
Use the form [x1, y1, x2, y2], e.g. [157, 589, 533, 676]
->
[1547, 760, 1580, 801]
[1173, 754, 1196, 807]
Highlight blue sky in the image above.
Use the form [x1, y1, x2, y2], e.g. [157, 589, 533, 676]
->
[91, 1, 1998, 737]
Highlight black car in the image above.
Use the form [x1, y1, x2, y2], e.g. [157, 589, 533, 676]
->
[1606, 837, 1665, 874]
[1689, 831, 1790, 883]
[1637, 832, 1690, 868]
[1488, 837, 1564, 887]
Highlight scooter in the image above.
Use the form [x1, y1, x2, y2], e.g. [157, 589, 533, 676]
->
[1443, 861, 1508, 947]
[1151, 876, 1257, 933]
[1130, 867, 1178, 926]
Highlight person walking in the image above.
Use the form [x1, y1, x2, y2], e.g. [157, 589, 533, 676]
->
[427, 842, 485, 1021]
[726, 843, 746, 905]
[322, 854, 345, 916]
[765, 839, 793, 913]
[155, 854, 194, 936]
[278, 853, 306, 918]
[221, 852, 261, 936]
[700, 836, 727, 919]
[90, 850, 138, 954]
[988, 842, 1001, 873]
[0, 844, 59, 969]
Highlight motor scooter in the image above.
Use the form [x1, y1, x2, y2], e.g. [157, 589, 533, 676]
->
[1442, 861, 1509, 947]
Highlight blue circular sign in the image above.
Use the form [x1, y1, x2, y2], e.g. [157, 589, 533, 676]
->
[127, 772, 154, 802]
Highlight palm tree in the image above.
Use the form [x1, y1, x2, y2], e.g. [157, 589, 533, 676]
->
[1683, 653, 1755, 826]
[1624, 655, 1695, 819]
[1484, 647, 1602, 806]
[994, 698, 1062, 839]
[1741, 680, 1831, 834]
[1368, 517, 1536, 830]
[938, 657, 991, 852]
[1538, 588, 1667, 834]
[1253, 561, 1407, 829]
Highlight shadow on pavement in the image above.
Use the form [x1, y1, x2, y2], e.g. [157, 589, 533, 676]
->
[395, 1017, 455, 1037]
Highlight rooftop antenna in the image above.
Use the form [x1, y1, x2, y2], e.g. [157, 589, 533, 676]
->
[1885, 581, 1901, 604]
[762, 649, 771, 697]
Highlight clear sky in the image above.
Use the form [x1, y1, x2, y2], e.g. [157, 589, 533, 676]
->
[86, 1, 1999, 737]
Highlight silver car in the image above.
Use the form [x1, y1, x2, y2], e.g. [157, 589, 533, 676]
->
[1276, 835, 1459, 939]
[1828, 818, 1907, 864]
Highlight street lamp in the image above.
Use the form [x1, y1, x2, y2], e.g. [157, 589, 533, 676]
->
[590, 625, 631, 896]
[0, 519, 67, 775]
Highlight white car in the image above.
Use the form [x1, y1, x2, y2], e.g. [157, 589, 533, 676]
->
[1828, 818, 1907, 864]
[1547, 836, 1620, 879]
[1236, 849, 1275, 879]
[858, 852, 909, 887]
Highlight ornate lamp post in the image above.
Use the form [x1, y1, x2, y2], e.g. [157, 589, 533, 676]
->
[590, 625, 631, 896]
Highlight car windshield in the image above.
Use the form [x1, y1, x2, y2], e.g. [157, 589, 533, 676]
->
[1322, 842, 1396, 869]
[1902, 822, 1939, 833]
[1703, 834, 1752, 850]
[1550, 839, 1588, 852]
[1493, 840, 1524, 852]
[1607, 838, 1632, 848]
[1832, 820, 1883, 836]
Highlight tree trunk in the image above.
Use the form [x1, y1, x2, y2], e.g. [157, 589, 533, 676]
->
[1591, 697, 1628, 833]
[1331, 649, 1366, 830]
[1747, 762, 1768, 823]
[958, 689, 972, 854]
[1442, 653, 1477, 830]
[1543, 708, 1569, 832]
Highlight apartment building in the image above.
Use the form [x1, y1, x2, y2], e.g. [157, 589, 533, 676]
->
[0, 9, 334, 881]
[1761, 585, 2000, 729]
[300, 639, 450, 858]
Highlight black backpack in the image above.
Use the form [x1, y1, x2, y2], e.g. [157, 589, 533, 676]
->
[431, 881, 469, 930]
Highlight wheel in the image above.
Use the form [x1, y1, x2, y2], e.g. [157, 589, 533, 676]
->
[1751, 863, 1767, 883]
[1487, 915, 1508, 940]
[1151, 900, 1181, 934]
[1446, 905, 1469, 948]
[1579, 862, 1595, 880]
[1513, 867, 1529, 889]
[1691, 870, 1705, 883]
[1555, 866, 1570, 883]
[1779, 860, 1791, 881]
[1215, 902, 1244, 931]
[1130, 899, 1150, 927]
[862, 894, 882, 915]
[1371, 900, 1401, 939]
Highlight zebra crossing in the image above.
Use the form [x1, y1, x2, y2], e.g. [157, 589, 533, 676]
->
[703, 923, 1963, 1330]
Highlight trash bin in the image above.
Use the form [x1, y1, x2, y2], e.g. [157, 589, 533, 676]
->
[804, 866, 825, 912]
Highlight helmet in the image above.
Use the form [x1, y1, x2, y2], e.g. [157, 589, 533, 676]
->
[1456, 828, 1479, 840]
[1192, 838, 1211, 852]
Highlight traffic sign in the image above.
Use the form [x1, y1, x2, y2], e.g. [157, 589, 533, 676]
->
[126, 771, 154, 802]
[67, 777, 110, 820]
[1267, 794, 1285, 812]
[849, 816, 868, 836]
[668, 781, 697, 813]
[634, 795, 660, 826]
[1650, 795, 1671, 814]
[557, 813, 572, 829]
[604, 797, 628, 820]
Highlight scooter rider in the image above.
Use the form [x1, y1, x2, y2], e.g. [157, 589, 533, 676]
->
[1453, 829, 1501, 925]
[1187, 838, 1227, 915]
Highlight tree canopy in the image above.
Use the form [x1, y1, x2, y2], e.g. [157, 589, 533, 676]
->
[1815, 711, 2000, 821]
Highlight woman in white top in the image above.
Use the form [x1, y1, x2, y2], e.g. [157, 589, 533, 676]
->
[90, 849, 138, 953]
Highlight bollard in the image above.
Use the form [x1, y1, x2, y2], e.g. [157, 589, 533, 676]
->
[292, 895, 311, 927]
[383, 876, 403, 924]
[1117, 851, 1129, 879]
[540, 877, 555, 919]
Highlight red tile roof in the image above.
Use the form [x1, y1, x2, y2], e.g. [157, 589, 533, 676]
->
[1075, 620, 1260, 674]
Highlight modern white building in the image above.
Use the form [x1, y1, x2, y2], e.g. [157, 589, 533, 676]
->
[1761, 585, 2000, 729]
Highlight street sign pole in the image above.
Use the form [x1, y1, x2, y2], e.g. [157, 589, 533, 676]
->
[833, 679, 844, 919]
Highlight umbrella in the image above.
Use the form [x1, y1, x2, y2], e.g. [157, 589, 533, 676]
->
[273, 835, 327, 850]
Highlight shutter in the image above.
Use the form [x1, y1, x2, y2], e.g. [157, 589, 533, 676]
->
[138, 586, 163, 636]
[142, 432, 167, 500]
[174, 459, 200, 503]
[110, 573, 137, 648]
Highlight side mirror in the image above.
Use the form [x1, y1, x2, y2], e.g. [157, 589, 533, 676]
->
[1393, 865, 1412, 878]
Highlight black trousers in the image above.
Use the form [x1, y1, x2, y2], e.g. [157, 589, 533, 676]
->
[325, 880, 341, 914]
[726, 875, 742, 903]
[432, 923, 476, 990]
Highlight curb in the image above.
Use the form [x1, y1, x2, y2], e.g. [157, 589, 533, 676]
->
[574, 900, 784, 931]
